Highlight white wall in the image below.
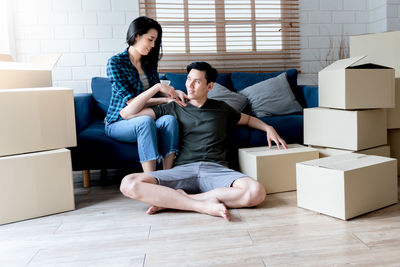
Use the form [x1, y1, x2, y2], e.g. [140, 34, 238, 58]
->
[12, 0, 139, 93]
[8, 0, 400, 91]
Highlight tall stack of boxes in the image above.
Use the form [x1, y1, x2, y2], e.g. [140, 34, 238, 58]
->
[297, 55, 398, 220]
[0, 55, 76, 225]
[349, 31, 400, 174]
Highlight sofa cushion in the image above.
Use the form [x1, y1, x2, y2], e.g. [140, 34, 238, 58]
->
[91, 77, 112, 116]
[239, 73, 302, 117]
[208, 83, 248, 112]
[231, 69, 298, 91]
[164, 73, 233, 93]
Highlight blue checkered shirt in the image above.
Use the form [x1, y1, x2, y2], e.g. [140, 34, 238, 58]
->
[105, 48, 160, 124]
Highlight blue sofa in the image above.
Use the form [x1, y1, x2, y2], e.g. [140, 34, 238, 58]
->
[70, 70, 318, 187]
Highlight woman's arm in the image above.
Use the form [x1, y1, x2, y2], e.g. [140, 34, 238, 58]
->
[120, 83, 165, 119]
[238, 113, 288, 149]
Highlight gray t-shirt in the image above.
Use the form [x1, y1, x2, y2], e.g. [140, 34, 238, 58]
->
[151, 99, 241, 167]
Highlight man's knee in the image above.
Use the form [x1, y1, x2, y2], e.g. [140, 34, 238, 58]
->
[234, 178, 266, 207]
[120, 173, 157, 199]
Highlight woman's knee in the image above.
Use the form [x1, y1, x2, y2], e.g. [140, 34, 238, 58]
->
[135, 116, 156, 133]
[157, 115, 178, 132]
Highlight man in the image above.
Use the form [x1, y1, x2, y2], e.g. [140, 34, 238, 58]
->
[119, 62, 288, 220]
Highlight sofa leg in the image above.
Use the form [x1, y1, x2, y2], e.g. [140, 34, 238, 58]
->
[83, 170, 91, 188]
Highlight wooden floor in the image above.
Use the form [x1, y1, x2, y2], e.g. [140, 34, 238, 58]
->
[1, 170, 400, 267]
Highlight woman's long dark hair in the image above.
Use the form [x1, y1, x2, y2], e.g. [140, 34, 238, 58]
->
[126, 16, 163, 70]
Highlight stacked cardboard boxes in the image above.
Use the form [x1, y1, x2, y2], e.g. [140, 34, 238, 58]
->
[0, 55, 76, 225]
[304, 56, 394, 155]
[298, 55, 398, 220]
[350, 31, 400, 173]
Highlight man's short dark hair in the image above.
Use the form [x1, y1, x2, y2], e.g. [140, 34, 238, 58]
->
[186, 62, 218, 84]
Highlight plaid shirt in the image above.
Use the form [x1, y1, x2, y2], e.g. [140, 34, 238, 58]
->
[105, 48, 160, 124]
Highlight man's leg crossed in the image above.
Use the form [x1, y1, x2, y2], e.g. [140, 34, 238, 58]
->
[119, 165, 231, 220]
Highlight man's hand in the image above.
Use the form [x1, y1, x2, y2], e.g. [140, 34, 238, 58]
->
[266, 125, 288, 149]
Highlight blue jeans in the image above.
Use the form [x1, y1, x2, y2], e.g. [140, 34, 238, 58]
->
[105, 115, 179, 163]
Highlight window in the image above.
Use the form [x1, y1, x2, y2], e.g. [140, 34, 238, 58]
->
[140, 0, 299, 73]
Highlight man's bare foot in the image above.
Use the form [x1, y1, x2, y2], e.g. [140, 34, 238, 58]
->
[146, 189, 187, 215]
[201, 198, 230, 221]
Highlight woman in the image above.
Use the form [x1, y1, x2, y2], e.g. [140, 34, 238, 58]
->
[105, 16, 186, 172]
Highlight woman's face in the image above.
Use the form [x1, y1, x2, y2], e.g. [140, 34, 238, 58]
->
[134, 28, 158, 56]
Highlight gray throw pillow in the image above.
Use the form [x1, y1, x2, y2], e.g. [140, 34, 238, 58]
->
[208, 82, 248, 112]
[239, 72, 302, 117]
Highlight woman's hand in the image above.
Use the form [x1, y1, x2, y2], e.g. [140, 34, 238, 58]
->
[158, 83, 177, 99]
[175, 90, 188, 106]
[265, 125, 288, 149]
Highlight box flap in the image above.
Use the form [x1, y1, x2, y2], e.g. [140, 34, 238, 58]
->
[28, 54, 61, 69]
[0, 54, 14, 62]
[321, 56, 366, 71]
[299, 153, 394, 171]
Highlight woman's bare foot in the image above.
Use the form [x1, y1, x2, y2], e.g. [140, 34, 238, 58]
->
[146, 189, 186, 215]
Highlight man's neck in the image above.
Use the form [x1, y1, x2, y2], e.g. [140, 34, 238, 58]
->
[189, 97, 208, 108]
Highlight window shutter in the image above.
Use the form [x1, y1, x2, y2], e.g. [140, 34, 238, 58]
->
[139, 0, 299, 73]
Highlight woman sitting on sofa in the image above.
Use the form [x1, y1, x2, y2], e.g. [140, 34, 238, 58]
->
[105, 16, 187, 172]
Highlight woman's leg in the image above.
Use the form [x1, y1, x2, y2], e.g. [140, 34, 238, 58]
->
[105, 116, 159, 172]
[156, 115, 179, 169]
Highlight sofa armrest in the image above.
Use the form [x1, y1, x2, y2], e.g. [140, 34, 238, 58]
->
[74, 93, 95, 135]
[298, 85, 318, 108]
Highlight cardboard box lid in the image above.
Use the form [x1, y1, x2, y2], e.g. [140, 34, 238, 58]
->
[321, 56, 393, 72]
[298, 153, 395, 171]
[240, 144, 317, 156]
[0, 54, 60, 70]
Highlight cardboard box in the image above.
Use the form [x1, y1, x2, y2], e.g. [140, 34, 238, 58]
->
[0, 149, 75, 225]
[239, 144, 319, 194]
[318, 56, 395, 109]
[350, 31, 400, 77]
[388, 129, 400, 175]
[387, 78, 400, 129]
[0, 54, 60, 89]
[296, 153, 398, 220]
[304, 108, 387, 151]
[310, 145, 391, 158]
[0, 54, 14, 61]
[0, 87, 77, 157]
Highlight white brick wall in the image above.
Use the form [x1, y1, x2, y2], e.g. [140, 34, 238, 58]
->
[10, 0, 400, 90]
[13, 0, 139, 93]
[299, 0, 400, 85]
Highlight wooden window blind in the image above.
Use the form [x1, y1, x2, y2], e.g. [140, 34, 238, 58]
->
[139, 0, 299, 73]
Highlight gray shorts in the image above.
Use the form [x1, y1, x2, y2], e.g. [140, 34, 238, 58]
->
[149, 161, 247, 194]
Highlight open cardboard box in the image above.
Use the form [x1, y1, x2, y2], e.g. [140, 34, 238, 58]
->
[318, 56, 394, 109]
[0, 54, 60, 89]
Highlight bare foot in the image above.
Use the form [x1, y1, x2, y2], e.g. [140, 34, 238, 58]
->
[146, 189, 187, 215]
[202, 198, 230, 221]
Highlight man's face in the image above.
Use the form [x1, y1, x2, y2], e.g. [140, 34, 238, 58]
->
[185, 69, 214, 100]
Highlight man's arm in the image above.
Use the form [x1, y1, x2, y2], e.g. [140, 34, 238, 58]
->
[237, 113, 288, 149]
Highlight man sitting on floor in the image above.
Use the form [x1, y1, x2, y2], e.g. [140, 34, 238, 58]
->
[119, 61, 288, 220]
